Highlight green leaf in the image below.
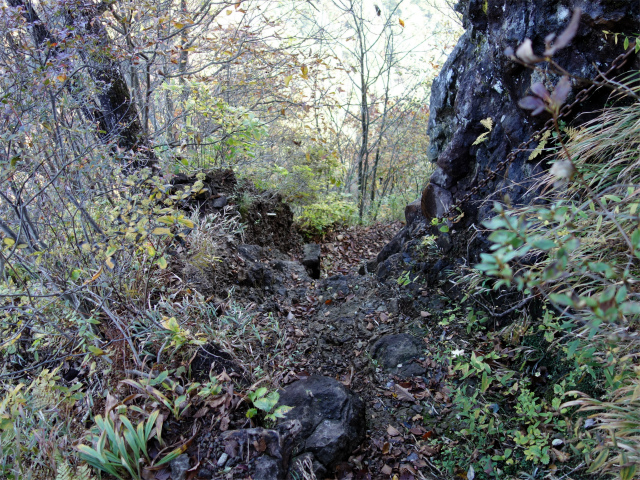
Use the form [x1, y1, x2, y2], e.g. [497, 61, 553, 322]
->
[623, 36, 629, 50]
[246, 408, 257, 419]
[532, 239, 556, 251]
[621, 464, 636, 480]
[156, 256, 168, 269]
[586, 448, 609, 473]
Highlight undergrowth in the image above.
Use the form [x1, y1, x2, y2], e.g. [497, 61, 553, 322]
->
[434, 69, 640, 479]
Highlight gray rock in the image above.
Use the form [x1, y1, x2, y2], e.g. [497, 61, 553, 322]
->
[254, 455, 281, 480]
[421, 183, 453, 220]
[423, 0, 640, 226]
[212, 195, 228, 208]
[169, 454, 190, 480]
[370, 334, 426, 377]
[321, 275, 352, 296]
[277, 376, 365, 473]
[272, 260, 311, 282]
[301, 243, 321, 279]
[237, 244, 263, 262]
[358, 258, 378, 275]
[217, 421, 301, 480]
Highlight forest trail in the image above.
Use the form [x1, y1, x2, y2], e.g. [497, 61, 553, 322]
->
[184, 212, 454, 480]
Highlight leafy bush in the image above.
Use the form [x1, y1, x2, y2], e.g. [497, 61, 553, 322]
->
[473, 75, 640, 478]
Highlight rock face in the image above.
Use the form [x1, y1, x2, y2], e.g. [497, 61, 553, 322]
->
[423, 0, 640, 224]
[277, 376, 366, 476]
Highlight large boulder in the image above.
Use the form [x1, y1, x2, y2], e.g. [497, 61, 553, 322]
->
[423, 0, 640, 224]
[276, 376, 366, 476]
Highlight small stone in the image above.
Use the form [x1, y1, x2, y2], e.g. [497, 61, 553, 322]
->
[212, 195, 228, 208]
[169, 454, 190, 480]
[366, 322, 374, 331]
[302, 244, 322, 279]
[216, 452, 228, 467]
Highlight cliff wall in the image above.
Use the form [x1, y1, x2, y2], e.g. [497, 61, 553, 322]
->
[422, 0, 640, 224]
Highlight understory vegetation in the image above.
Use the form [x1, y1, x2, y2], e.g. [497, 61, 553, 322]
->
[0, 0, 458, 477]
[427, 56, 640, 479]
[1, 0, 639, 478]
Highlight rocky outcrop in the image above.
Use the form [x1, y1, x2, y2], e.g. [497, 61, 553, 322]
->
[276, 376, 366, 476]
[423, 0, 640, 224]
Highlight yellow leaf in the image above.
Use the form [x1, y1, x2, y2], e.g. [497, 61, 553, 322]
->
[56, 74, 67, 82]
[178, 218, 195, 228]
[152, 227, 172, 235]
[399, 19, 405, 27]
[157, 256, 168, 269]
[226, 9, 232, 14]
[480, 117, 493, 131]
[3, 238, 15, 246]
[301, 65, 308, 79]
[84, 267, 103, 285]
[105, 257, 115, 270]
[157, 215, 175, 225]
[284, 75, 293, 87]
[88, 346, 105, 356]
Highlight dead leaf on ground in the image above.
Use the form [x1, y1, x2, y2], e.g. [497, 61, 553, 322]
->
[381, 465, 393, 475]
[387, 425, 401, 436]
[394, 384, 416, 402]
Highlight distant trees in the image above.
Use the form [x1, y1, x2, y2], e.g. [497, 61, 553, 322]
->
[283, 0, 462, 221]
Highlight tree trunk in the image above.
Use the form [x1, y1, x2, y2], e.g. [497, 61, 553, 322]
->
[8, 0, 156, 168]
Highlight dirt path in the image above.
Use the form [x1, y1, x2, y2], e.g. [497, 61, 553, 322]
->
[269, 223, 449, 480]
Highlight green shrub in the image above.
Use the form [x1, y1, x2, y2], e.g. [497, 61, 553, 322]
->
[473, 75, 640, 478]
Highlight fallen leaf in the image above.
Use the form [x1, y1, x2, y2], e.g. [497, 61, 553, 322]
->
[382, 442, 390, 454]
[381, 465, 393, 475]
[254, 437, 266, 453]
[420, 311, 431, 317]
[394, 384, 416, 402]
[387, 425, 401, 436]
